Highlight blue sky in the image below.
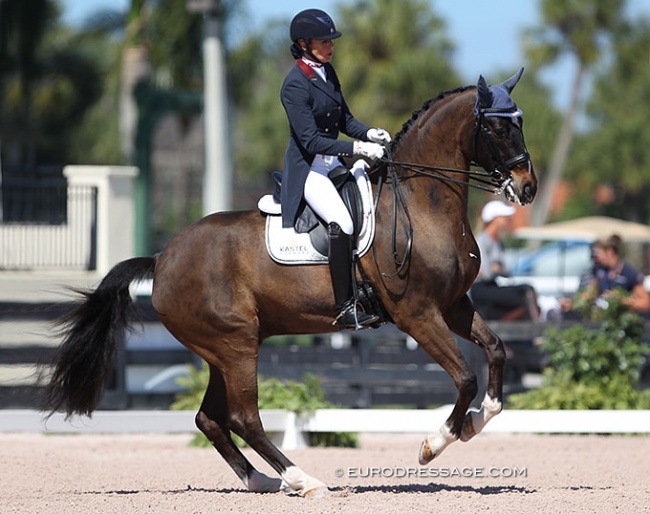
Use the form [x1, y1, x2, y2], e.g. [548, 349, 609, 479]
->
[60, 0, 650, 110]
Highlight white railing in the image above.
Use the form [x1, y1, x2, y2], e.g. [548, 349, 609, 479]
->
[3, 408, 649, 450]
[0, 166, 138, 274]
[0, 185, 96, 269]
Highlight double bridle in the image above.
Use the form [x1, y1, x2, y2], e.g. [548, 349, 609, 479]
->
[379, 107, 531, 195]
[472, 107, 531, 186]
[373, 107, 531, 277]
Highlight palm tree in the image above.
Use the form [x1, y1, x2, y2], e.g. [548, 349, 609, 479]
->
[0, 0, 106, 168]
[525, 0, 627, 226]
[0, 0, 50, 169]
[335, 0, 460, 132]
[119, 0, 152, 165]
[567, 19, 650, 224]
[230, 0, 462, 188]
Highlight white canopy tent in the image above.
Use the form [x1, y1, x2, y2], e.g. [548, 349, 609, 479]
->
[514, 216, 650, 243]
[506, 216, 650, 301]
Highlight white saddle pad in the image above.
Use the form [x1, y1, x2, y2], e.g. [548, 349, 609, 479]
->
[259, 160, 376, 265]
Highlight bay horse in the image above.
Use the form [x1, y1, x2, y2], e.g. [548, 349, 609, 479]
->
[44, 69, 537, 497]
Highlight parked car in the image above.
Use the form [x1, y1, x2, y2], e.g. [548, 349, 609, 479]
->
[502, 240, 592, 298]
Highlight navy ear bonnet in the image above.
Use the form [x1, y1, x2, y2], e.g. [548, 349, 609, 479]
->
[475, 67, 524, 118]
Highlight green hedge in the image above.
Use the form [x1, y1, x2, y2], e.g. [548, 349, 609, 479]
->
[171, 364, 358, 448]
[508, 291, 650, 410]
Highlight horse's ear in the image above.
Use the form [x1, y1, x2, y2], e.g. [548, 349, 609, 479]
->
[477, 75, 492, 108]
[501, 67, 524, 93]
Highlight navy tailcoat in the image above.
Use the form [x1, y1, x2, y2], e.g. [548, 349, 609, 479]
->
[280, 60, 370, 229]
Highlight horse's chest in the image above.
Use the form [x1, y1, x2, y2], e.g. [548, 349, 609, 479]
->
[444, 238, 481, 284]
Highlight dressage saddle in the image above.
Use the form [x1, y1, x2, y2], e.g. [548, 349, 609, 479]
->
[272, 166, 364, 257]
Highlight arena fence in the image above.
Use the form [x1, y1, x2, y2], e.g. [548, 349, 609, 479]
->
[0, 184, 97, 270]
[2, 408, 649, 450]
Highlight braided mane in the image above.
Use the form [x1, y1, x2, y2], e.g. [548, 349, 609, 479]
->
[391, 85, 475, 149]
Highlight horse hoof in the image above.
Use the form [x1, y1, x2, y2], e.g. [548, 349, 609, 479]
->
[280, 467, 328, 497]
[304, 485, 329, 498]
[418, 438, 437, 465]
[419, 426, 456, 464]
[280, 482, 328, 497]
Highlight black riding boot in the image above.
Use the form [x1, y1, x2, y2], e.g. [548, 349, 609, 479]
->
[328, 222, 379, 330]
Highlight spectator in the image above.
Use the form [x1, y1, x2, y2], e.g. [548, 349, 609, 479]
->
[561, 234, 650, 316]
[471, 200, 540, 321]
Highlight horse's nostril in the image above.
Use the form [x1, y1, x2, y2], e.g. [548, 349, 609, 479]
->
[522, 182, 536, 203]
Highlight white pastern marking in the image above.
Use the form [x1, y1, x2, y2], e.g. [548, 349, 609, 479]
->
[419, 423, 457, 464]
[461, 394, 503, 442]
[483, 395, 503, 418]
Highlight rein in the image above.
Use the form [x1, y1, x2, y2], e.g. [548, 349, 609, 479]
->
[372, 150, 414, 278]
[373, 107, 530, 277]
[378, 158, 502, 194]
[372, 154, 498, 278]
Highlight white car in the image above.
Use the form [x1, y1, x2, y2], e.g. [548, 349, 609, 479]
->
[503, 240, 592, 298]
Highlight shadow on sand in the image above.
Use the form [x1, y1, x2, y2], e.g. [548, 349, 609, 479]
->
[80, 482, 536, 497]
[330, 483, 535, 495]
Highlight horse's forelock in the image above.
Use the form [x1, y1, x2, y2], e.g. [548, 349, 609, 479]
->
[391, 85, 475, 150]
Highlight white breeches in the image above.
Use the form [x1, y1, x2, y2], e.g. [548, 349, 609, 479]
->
[303, 155, 354, 235]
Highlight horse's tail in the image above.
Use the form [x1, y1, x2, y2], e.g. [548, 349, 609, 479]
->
[42, 256, 156, 418]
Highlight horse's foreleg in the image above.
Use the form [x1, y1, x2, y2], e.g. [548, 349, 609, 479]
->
[405, 317, 478, 465]
[219, 348, 328, 497]
[196, 364, 281, 493]
[446, 295, 505, 442]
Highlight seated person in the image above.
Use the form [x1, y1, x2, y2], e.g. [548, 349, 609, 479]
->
[470, 200, 540, 321]
[561, 234, 650, 317]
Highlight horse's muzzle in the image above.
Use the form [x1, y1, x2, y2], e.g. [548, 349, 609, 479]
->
[505, 163, 537, 205]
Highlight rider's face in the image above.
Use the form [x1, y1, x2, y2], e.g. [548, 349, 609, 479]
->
[304, 39, 334, 63]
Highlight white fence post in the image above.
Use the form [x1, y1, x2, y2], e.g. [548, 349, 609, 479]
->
[64, 166, 139, 274]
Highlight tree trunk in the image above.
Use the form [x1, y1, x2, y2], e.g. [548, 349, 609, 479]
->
[530, 62, 585, 227]
[119, 45, 150, 165]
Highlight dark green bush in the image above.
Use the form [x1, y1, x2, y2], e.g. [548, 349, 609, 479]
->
[171, 364, 358, 448]
[508, 291, 650, 409]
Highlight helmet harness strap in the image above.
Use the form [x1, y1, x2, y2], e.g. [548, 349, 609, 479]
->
[301, 38, 323, 64]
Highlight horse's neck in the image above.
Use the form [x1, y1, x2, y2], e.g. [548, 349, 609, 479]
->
[396, 90, 474, 170]
[391, 100, 474, 213]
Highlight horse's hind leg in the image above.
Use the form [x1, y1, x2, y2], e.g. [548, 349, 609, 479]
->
[445, 295, 506, 442]
[214, 345, 328, 497]
[196, 364, 281, 493]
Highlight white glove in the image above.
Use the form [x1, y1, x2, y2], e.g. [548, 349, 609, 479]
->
[367, 127, 392, 145]
[353, 141, 385, 160]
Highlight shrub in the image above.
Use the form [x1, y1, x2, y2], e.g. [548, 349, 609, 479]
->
[508, 291, 650, 410]
[171, 363, 358, 448]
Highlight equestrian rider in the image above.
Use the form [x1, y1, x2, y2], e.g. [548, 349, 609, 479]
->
[280, 9, 391, 330]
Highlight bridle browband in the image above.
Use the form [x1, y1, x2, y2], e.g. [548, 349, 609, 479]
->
[372, 106, 531, 277]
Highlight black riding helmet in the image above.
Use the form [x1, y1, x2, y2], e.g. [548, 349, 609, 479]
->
[289, 9, 341, 61]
